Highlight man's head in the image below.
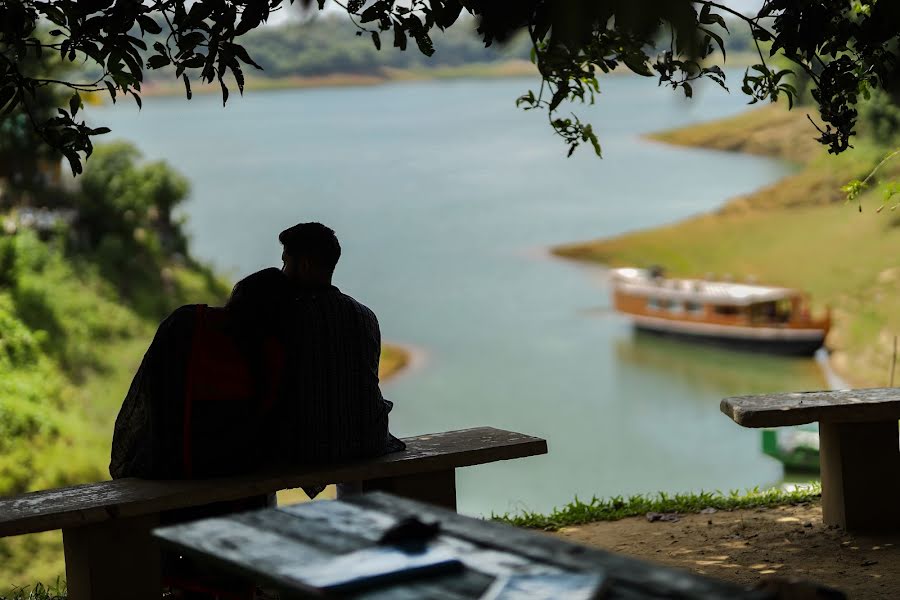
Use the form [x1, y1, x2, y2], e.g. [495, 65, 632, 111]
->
[279, 222, 341, 285]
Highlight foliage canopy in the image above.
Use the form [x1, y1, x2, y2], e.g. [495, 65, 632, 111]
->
[1, 0, 898, 172]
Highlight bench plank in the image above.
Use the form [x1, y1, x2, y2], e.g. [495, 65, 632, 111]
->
[721, 388, 900, 428]
[0, 427, 547, 538]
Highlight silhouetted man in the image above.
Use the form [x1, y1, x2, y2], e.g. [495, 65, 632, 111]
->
[245, 222, 405, 478]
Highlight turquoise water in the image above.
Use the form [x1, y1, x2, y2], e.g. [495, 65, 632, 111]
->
[89, 75, 826, 516]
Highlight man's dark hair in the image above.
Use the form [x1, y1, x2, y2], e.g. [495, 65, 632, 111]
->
[279, 222, 341, 273]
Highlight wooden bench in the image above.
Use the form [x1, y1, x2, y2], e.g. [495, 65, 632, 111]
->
[721, 388, 900, 532]
[0, 427, 547, 600]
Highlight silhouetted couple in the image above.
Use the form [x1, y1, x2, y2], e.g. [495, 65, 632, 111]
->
[110, 222, 404, 496]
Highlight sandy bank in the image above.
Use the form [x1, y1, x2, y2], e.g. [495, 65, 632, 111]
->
[380, 343, 413, 381]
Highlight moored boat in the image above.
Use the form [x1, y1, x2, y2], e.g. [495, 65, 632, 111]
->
[609, 267, 830, 356]
[762, 425, 820, 473]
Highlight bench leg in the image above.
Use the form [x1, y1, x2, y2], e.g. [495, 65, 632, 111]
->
[362, 469, 457, 511]
[63, 514, 161, 600]
[819, 421, 900, 531]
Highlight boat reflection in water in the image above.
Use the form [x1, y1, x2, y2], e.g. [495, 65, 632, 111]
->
[611, 268, 830, 356]
[614, 330, 828, 399]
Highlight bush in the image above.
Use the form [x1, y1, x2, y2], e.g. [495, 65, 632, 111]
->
[75, 141, 190, 258]
[859, 89, 900, 146]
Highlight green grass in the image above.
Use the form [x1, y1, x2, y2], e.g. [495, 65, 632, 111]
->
[0, 582, 66, 600]
[493, 484, 822, 531]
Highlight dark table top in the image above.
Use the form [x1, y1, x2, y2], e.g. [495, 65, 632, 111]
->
[153, 492, 770, 599]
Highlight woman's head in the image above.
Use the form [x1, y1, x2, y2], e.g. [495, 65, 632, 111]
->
[227, 268, 291, 336]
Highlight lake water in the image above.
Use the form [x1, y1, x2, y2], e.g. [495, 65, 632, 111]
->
[90, 75, 827, 517]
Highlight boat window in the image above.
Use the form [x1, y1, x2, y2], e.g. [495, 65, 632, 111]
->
[668, 301, 684, 313]
[647, 297, 673, 310]
[713, 305, 741, 316]
[685, 302, 704, 315]
[749, 302, 777, 322]
[776, 299, 793, 322]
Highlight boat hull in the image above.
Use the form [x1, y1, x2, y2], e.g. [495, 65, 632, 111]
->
[761, 429, 820, 473]
[633, 323, 825, 356]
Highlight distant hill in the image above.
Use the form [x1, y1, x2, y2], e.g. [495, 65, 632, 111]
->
[135, 14, 532, 86]
[134, 14, 762, 92]
[238, 15, 532, 77]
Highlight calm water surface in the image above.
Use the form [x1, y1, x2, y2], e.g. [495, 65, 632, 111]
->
[90, 75, 827, 516]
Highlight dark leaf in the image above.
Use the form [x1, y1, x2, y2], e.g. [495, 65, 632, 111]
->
[361, 0, 389, 24]
[393, 23, 408, 50]
[137, 14, 162, 35]
[230, 44, 262, 70]
[105, 80, 117, 103]
[147, 54, 170, 69]
[69, 92, 80, 116]
[411, 27, 434, 57]
[434, 1, 464, 29]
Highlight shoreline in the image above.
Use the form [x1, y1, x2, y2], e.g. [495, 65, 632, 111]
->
[138, 60, 540, 98]
[136, 53, 765, 99]
[551, 104, 893, 388]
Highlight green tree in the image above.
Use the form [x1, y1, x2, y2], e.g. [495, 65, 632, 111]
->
[76, 141, 190, 255]
[0, 1, 898, 167]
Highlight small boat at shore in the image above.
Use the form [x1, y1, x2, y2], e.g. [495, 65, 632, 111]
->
[762, 425, 820, 473]
[610, 267, 830, 356]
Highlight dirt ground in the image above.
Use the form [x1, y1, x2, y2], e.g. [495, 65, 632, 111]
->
[552, 502, 900, 599]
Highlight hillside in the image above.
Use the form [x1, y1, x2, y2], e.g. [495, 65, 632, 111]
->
[0, 223, 231, 587]
[554, 103, 900, 388]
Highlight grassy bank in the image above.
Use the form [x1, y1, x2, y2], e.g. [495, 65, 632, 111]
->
[495, 484, 821, 531]
[555, 104, 900, 387]
[0, 223, 230, 588]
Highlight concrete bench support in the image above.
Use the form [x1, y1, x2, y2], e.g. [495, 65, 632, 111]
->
[63, 515, 161, 600]
[363, 469, 457, 511]
[722, 388, 900, 532]
[819, 421, 900, 530]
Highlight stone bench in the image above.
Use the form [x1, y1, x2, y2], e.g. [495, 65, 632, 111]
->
[721, 388, 900, 532]
[0, 427, 547, 600]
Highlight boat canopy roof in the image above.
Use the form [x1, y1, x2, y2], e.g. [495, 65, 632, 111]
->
[610, 267, 800, 307]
